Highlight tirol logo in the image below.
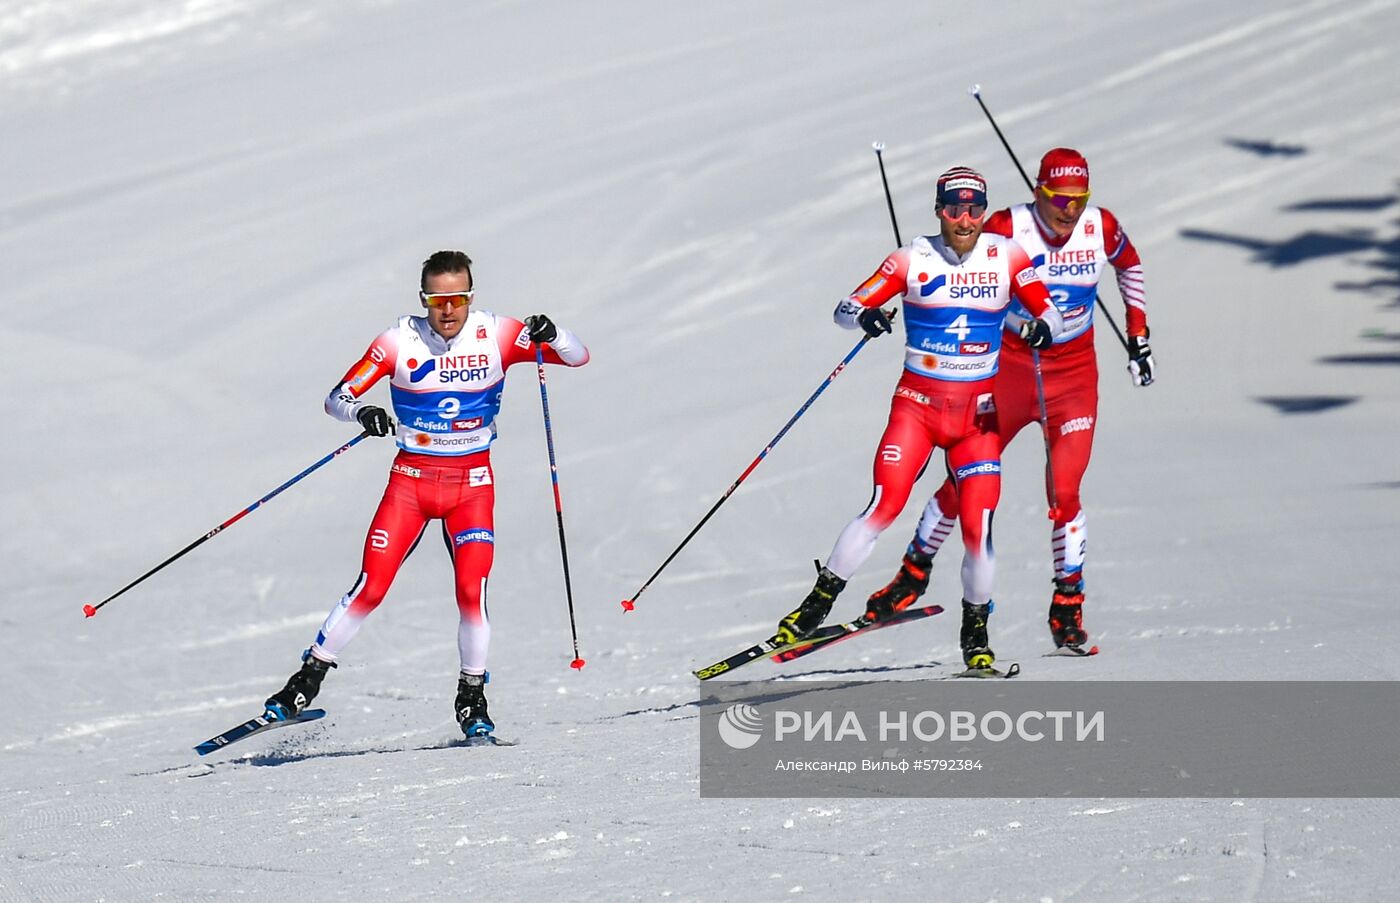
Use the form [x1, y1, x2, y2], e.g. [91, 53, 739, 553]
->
[407, 358, 436, 383]
[717, 703, 763, 750]
[960, 342, 991, 354]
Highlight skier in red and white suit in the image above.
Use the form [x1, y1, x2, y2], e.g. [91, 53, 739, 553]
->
[263, 250, 589, 736]
[775, 167, 1062, 671]
[872, 148, 1152, 652]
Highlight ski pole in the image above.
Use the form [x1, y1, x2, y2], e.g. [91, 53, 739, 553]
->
[966, 84, 1130, 354]
[873, 142, 904, 246]
[83, 431, 371, 618]
[1031, 349, 1062, 522]
[535, 345, 586, 670]
[621, 333, 877, 612]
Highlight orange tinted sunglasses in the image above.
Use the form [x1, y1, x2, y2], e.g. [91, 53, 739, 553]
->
[419, 290, 475, 309]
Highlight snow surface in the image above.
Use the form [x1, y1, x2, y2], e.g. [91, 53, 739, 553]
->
[4, 0, 1400, 899]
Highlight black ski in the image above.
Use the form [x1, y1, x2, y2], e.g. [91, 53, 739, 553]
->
[770, 604, 944, 664]
[195, 708, 326, 756]
[693, 604, 943, 680]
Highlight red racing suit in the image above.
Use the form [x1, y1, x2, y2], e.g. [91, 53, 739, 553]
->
[826, 231, 1058, 605]
[308, 311, 588, 675]
[916, 203, 1146, 585]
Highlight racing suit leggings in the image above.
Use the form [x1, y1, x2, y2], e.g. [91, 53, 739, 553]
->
[826, 375, 1002, 605]
[309, 450, 496, 675]
[920, 346, 1098, 583]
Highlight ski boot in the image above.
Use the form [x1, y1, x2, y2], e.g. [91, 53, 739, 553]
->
[1048, 579, 1088, 648]
[264, 652, 335, 721]
[455, 672, 494, 738]
[775, 567, 846, 645]
[960, 600, 996, 670]
[864, 548, 933, 623]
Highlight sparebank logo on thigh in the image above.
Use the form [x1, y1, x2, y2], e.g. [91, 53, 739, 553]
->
[453, 528, 494, 546]
[955, 460, 1001, 480]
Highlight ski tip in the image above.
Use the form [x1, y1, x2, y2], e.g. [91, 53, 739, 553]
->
[1088, 645, 1100, 656]
[570, 657, 586, 670]
[620, 599, 635, 612]
[82, 604, 97, 618]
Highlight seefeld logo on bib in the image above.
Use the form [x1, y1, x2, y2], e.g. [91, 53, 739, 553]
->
[717, 703, 763, 749]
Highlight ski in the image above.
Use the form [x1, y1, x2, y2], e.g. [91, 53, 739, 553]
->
[194, 708, 326, 756]
[953, 662, 1021, 679]
[694, 636, 792, 680]
[1046, 643, 1099, 657]
[693, 604, 943, 680]
[770, 604, 945, 664]
[453, 735, 518, 748]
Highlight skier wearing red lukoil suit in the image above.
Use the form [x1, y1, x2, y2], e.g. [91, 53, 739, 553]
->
[869, 148, 1152, 654]
[263, 250, 589, 738]
[775, 167, 1062, 672]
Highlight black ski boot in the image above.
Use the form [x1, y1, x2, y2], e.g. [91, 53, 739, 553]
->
[1048, 579, 1088, 648]
[265, 652, 335, 721]
[775, 567, 847, 644]
[455, 672, 494, 738]
[960, 600, 995, 669]
[864, 548, 933, 622]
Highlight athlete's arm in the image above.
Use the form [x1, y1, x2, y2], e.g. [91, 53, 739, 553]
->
[499, 316, 590, 368]
[1100, 208, 1147, 338]
[324, 329, 397, 422]
[1007, 240, 1064, 336]
[833, 247, 910, 329]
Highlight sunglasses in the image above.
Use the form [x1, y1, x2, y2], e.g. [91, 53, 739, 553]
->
[419, 290, 475, 309]
[1038, 184, 1091, 209]
[938, 203, 987, 222]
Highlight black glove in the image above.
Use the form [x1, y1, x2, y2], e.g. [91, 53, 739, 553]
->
[1128, 334, 1155, 386]
[356, 405, 393, 437]
[857, 306, 893, 339]
[1019, 317, 1054, 350]
[524, 314, 558, 344]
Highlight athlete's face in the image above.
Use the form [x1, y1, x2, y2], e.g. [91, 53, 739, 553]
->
[423, 270, 472, 339]
[939, 204, 985, 257]
[1034, 184, 1090, 239]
